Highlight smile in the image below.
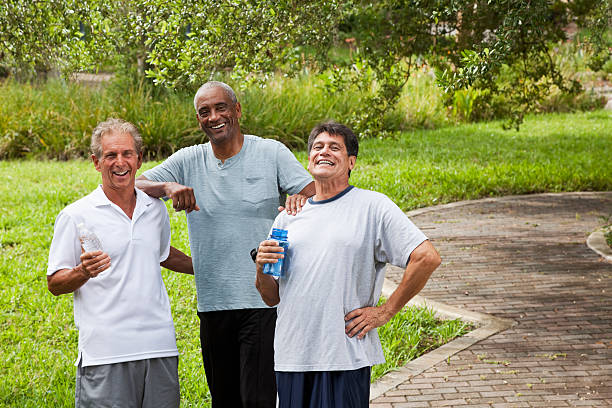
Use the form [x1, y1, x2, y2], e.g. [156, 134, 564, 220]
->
[113, 170, 129, 176]
[211, 123, 226, 129]
[317, 160, 334, 165]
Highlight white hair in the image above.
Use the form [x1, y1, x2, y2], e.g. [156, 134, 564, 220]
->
[193, 81, 238, 111]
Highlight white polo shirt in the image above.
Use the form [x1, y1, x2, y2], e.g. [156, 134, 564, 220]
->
[47, 186, 178, 367]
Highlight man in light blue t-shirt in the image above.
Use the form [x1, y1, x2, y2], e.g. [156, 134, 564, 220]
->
[136, 81, 314, 408]
[255, 122, 441, 408]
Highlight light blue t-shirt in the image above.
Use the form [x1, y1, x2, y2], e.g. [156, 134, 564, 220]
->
[271, 186, 428, 371]
[143, 135, 312, 312]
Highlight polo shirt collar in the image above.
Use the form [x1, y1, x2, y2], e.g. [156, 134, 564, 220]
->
[90, 185, 154, 214]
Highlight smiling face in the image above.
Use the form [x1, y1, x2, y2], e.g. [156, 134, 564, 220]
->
[307, 132, 356, 182]
[195, 86, 242, 145]
[92, 131, 142, 193]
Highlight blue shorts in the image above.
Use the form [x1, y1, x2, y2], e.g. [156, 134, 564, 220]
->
[275, 367, 371, 408]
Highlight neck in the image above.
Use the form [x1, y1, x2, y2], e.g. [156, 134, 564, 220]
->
[101, 185, 137, 219]
[211, 132, 244, 162]
[313, 179, 350, 201]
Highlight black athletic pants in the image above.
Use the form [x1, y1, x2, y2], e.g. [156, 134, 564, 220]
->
[198, 308, 277, 408]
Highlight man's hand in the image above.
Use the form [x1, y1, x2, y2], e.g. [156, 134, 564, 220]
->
[278, 194, 308, 216]
[80, 250, 111, 278]
[164, 182, 200, 213]
[254, 240, 282, 306]
[255, 240, 285, 271]
[344, 305, 393, 340]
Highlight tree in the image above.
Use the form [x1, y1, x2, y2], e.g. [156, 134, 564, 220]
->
[335, 0, 608, 132]
[1, 0, 608, 132]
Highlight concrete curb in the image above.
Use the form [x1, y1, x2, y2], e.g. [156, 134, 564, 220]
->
[369, 266, 516, 401]
[405, 191, 609, 218]
[587, 229, 612, 262]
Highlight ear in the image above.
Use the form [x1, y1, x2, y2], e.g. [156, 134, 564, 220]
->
[137, 152, 143, 170]
[348, 156, 356, 171]
[92, 154, 101, 172]
[235, 102, 242, 119]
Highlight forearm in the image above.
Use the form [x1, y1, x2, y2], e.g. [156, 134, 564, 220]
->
[255, 267, 280, 306]
[161, 246, 194, 275]
[135, 176, 170, 198]
[382, 241, 441, 317]
[298, 181, 316, 198]
[47, 266, 89, 296]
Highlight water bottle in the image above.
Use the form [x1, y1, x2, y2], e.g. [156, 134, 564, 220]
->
[77, 223, 103, 253]
[263, 228, 289, 277]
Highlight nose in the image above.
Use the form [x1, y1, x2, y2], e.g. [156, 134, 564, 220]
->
[319, 145, 331, 155]
[208, 108, 220, 122]
[115, 153, 126, 166]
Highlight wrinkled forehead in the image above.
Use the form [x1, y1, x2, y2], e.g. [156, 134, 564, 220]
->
[312, 132, 347, 148]
[100, 131, 137, 150]
[195, 86, 234, 108]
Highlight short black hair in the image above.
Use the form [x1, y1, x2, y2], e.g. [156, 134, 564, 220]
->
[307, 121, 359, 157]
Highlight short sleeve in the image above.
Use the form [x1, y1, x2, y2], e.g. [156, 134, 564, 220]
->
[142, 148, 188, 185]
[374, 196, 427, 268]
[159, 202, 171, 263]
[47, 211, 81, 275]
[275, 143, 312, 195]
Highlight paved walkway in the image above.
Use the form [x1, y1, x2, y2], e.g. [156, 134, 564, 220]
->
[372, 192, 612, 408]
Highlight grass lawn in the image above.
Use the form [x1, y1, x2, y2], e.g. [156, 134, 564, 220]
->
[0, 110, 609, 407]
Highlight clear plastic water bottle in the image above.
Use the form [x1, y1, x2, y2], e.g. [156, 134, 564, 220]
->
[263, 228, 289, 277]
[77, 223, 103, 253]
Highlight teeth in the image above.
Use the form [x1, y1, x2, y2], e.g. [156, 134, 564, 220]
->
[318, 160, 333, 165]
[211, 123, 225, 129]
[114, 170, 128, 176]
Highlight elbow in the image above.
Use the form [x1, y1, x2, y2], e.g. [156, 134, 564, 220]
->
[255, 279, 280, 307]
[417, 247, 441, 276]
[46, 275, 63, 296]
[47, 283, 62, 297]
[427, 250, 442, 274]
[431, 250, 442, 270]
[263, 297, 279, 307]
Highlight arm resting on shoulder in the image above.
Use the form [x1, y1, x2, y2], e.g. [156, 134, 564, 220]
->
[298, 181, 316, 198]
[135, 175, 200, 213]
[280, 181, 316, 215]
[344, 240, 441, 339]
[161, 246, 194, 275]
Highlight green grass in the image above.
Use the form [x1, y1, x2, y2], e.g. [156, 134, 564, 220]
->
[349, 110, 611, 210]
[374, 303, 472, 382]
[1, 110, 610, 406]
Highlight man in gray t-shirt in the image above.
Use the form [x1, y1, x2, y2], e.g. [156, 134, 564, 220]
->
[255, 121, 441, 408]
[136, 81, 314, 408]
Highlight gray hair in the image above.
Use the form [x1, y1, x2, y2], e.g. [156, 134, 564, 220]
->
[91, 118, 143, 158]
[193, 81, 238, 111]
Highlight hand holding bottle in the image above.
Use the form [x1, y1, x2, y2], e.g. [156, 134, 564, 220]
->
[77, 223, 111, 278]
[79, 251, 111, 278]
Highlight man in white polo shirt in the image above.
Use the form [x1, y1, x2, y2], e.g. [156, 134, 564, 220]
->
[47, 118, 193, 408]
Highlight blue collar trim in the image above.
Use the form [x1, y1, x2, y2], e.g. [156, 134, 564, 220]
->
[308, 185, 354, 205]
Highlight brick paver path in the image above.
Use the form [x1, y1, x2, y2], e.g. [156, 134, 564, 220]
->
[373, 192, 612, 408]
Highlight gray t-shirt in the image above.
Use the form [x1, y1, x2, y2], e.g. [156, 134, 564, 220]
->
[271, 186, 427, 371]
[143, 135, 312, 312]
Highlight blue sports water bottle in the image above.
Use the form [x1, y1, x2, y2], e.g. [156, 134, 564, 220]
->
[263, 228, 289, 277]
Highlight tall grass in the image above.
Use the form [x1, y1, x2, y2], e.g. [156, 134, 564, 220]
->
[0, 79, 199, 160]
